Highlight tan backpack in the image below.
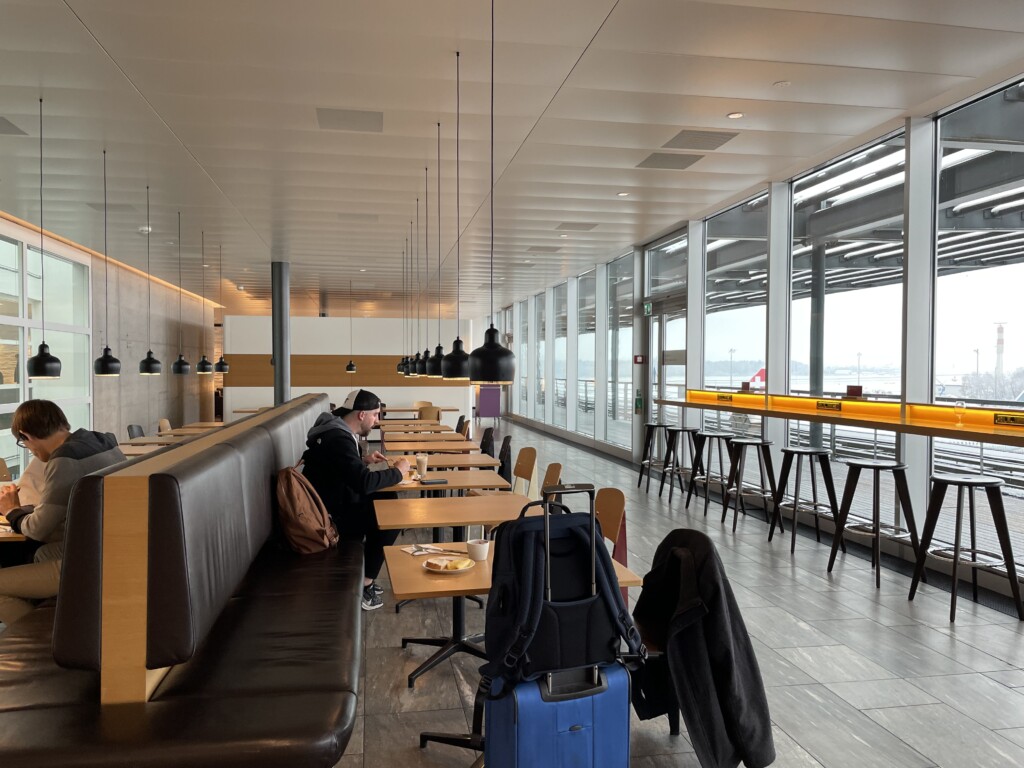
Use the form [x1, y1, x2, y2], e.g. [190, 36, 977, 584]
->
[276, 460, 340, 554]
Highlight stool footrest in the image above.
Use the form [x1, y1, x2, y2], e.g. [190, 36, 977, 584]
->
[778, 500, 834, 515]
[928, 546, 1008, 570]
[846, 520, 914, 541]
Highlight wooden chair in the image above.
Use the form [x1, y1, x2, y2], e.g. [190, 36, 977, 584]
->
[0, 457, 11, 482]
[596, 487, 628, 602]
[419, 406, 442, 421]
[479, 427, 495, 457]
[469, 447, 536, 498]
[538, 462, 562, 499]
[127, 424, 145, 439]
[413, 400, 433, 408]
[459, 420, 471, 440]
[158, 418, 172, 433]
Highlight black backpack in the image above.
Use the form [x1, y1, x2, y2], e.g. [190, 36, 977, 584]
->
[482, 484, 645, 694]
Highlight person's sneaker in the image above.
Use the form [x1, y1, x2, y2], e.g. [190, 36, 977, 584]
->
[369, 581, 384, 595]
[361, 585, 383, 611]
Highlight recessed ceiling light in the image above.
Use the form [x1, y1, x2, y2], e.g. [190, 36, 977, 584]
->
[559, 234, 568, 238]
[617, 191, 629, 197]
[202, 263, 209, 268]
[237, 285, 245, 291]
[772, 80, 791, 88]
[524, 259, 532, 263]
[137, 225, 152, 235]
[359, 268, 367, 272]
[727, 112, 744, 119]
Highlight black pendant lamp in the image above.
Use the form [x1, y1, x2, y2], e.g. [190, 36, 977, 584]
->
[27, 98, 62, 380]
[94, 149, 121, 376]
[469, 0, 516, 385]
[426, 123, 445, 377]
[171, 212, 190, 374]
[139, 186, 162, 375]
[443, 51, 470, 380]
[196, 232, 213, 374]
[214, 245, 229, 373]
[346, 280, 357, 373]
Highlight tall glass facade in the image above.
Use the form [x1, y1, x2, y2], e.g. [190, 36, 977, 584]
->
[606, 256, 634, 448]
[577, 271, 596, 437]
[552, 283, 568, 428]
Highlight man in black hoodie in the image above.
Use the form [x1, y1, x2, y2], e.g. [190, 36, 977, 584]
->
[302, 389, 410, 611]
[0, 400, 125, 629]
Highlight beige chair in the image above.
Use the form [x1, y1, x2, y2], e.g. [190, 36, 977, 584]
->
[413, 400, 433, 408]
[469, 447, 537, 498]
[419, 406, 442, 421]
[459, 420, 471, 440]
[596, 487, 628, 601]
[536, 462, 562, 500]
[158, 418, 172, 433]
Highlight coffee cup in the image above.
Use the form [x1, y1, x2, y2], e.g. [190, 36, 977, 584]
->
[415, 453, 428, 477]
[467, 539, 490, 561]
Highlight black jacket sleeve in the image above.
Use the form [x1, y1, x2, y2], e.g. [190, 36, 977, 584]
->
[335, 433, 403, 495]
[303, 431, 403, 516]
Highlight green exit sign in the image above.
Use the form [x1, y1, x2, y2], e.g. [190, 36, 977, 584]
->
[643, 301, 653, 317]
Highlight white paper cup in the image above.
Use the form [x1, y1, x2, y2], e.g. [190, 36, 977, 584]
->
[415, 453, 428, 476]
[467, 539, 490, 561]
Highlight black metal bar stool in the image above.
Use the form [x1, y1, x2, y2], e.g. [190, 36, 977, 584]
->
[658, 425, 700, 502]
[908, 473, 1024, 622]
[638, 422, 666, 491]
[721, 438, 778, 533]
[827, 458, 920, 588]
[770, 447, 844, 554]
[686, 431, 734, 516]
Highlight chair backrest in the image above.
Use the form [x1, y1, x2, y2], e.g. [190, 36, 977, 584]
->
[419, 406, 442, 421]
[595, 487, 626, 547]
[541, 462, 562, 490]
[455, 415, 466, 434]
[512, 447, 537, 496]
[459, 420, 471, 439]
[158, 418, 172, 433]
[0, 457, 10, 482]
[498, 435, 513, 482]
[127, 424, 145, 439]
[413, 400, 433, 408]
[480, 427, 495, 457]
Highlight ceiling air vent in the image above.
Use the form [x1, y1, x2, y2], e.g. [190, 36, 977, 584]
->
[316, 108, 384, 133]
[527, 246, 561, 254]
[662, 129, 738, 151]
[556, 222, 597, 231]
[0, 117, 27, 136]
[637, 153, 703, 170]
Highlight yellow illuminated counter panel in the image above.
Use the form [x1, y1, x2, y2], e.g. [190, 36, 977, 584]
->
[655, 392, 1024, 447]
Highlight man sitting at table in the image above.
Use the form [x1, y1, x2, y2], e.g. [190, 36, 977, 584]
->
[302, 389, 410, 611]
[0, 400, 125, 630]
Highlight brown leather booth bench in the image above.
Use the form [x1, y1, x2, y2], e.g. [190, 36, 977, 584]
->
[0, 394, 364, 767]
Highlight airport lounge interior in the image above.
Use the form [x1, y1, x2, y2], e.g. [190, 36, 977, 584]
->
[4, 2, 1024, 767]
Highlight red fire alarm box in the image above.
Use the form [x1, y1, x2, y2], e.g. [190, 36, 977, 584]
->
[633, 354, 646, 365]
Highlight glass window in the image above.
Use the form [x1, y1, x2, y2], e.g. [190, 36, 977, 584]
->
[518, 299, 528, 415]
[552, 283, 568, 428]
[26, 328, 91, 402]
[648, 233, 688, 295]
[0, 325, 22, 405]
[606, 255, 633, 448]
[535, 292, 546, 413]
[577, 271, 596, 436]
[0, 236, 20, 318]
[790, 135, 905, 399]
[27, 247, 90, 328]
[0, 411, 23, 481]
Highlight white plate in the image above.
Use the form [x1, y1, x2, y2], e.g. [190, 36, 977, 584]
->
[422, 556, 476, 574]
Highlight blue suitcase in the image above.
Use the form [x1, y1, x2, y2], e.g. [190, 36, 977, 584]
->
[484, 663, 631, 768]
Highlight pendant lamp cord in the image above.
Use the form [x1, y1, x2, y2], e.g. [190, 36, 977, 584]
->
[415, 200, 420, 353]
[102, 149, 109, 349]
[456, 51, 461, 340]
[38, 98, 46, 345]
[437, 123, 441, 344]
[489, 0, 495, 324]
[146, 186, 152, 347]
[425, 165, 429, 350]
[201, 231, 206, 353]
[177, 212, 183, 353]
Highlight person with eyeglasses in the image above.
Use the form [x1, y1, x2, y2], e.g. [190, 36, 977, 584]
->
[0, 400, 125, 630]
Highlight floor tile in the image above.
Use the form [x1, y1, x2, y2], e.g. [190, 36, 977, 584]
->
[363, 647, 462, 715]
[889, 623, 1012, 673]
[750, 637, 817, 688]
[769, 725, 826, 767]
[741, 606, 839, 648]
[825, 678, 939, 710]
[776, 644, 897, 684]
[362, 709, 472, 768]
[985, 669, 1024, 688]
[908, 673, 1024, 729]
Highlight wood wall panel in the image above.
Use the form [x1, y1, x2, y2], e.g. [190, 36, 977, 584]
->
[222, 355, 471, 388]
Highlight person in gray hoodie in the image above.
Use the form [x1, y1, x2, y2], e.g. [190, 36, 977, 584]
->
[0, 400, 125, 628]
[302, 389, 410, 610]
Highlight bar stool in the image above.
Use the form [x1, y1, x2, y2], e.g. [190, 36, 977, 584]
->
[721, 438, 778, 533]
[686, 431, 734, 517]
[658, 425, 700, 502]
[769, 447, 843, 554]
[827, 458, 921, 589]
[637, 422, 666, 491]
[909, 473, 1024, 622]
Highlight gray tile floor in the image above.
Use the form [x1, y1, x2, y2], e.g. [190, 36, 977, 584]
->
[344, 420, 1024, 768]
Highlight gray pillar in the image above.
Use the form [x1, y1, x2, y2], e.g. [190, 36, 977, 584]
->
[685, 220, 705, 430]
[272, 261, 291, 405]
[764, 181, 792, 455]
[809, 241, 826, 446]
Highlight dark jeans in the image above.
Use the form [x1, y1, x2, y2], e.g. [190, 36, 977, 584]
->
[335, 494, 399, 580]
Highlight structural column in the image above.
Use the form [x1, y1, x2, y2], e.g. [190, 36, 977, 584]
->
[685, 220, 705, 430]
[271, 260, 291, 405]
[764, 181, 792, 454]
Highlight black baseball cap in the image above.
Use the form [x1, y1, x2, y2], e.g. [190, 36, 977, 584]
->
[334, 389, 382, 417]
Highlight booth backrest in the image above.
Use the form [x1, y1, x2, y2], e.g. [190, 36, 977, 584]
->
[51, 395, 329, 672]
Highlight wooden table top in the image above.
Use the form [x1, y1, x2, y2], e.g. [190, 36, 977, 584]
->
[386, 440, 480, 453]
[375, 493, 531, 530]
[384, 406, 459, 414]
[183, 421, 225, 428]
[384, 431, 464, 441]
[389, 453, 500, 469]
[380, 419, 441, 426]
[157, 427, 218, 437]
[119, 443, 163, 457]
[0, 515, 26, 542]
[121, 435, 185, 446]
[233, 407, 270, 414]
[379, 470, 510, 493]
[379, 423, 452, 433]
[384, 542, 641, 601]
